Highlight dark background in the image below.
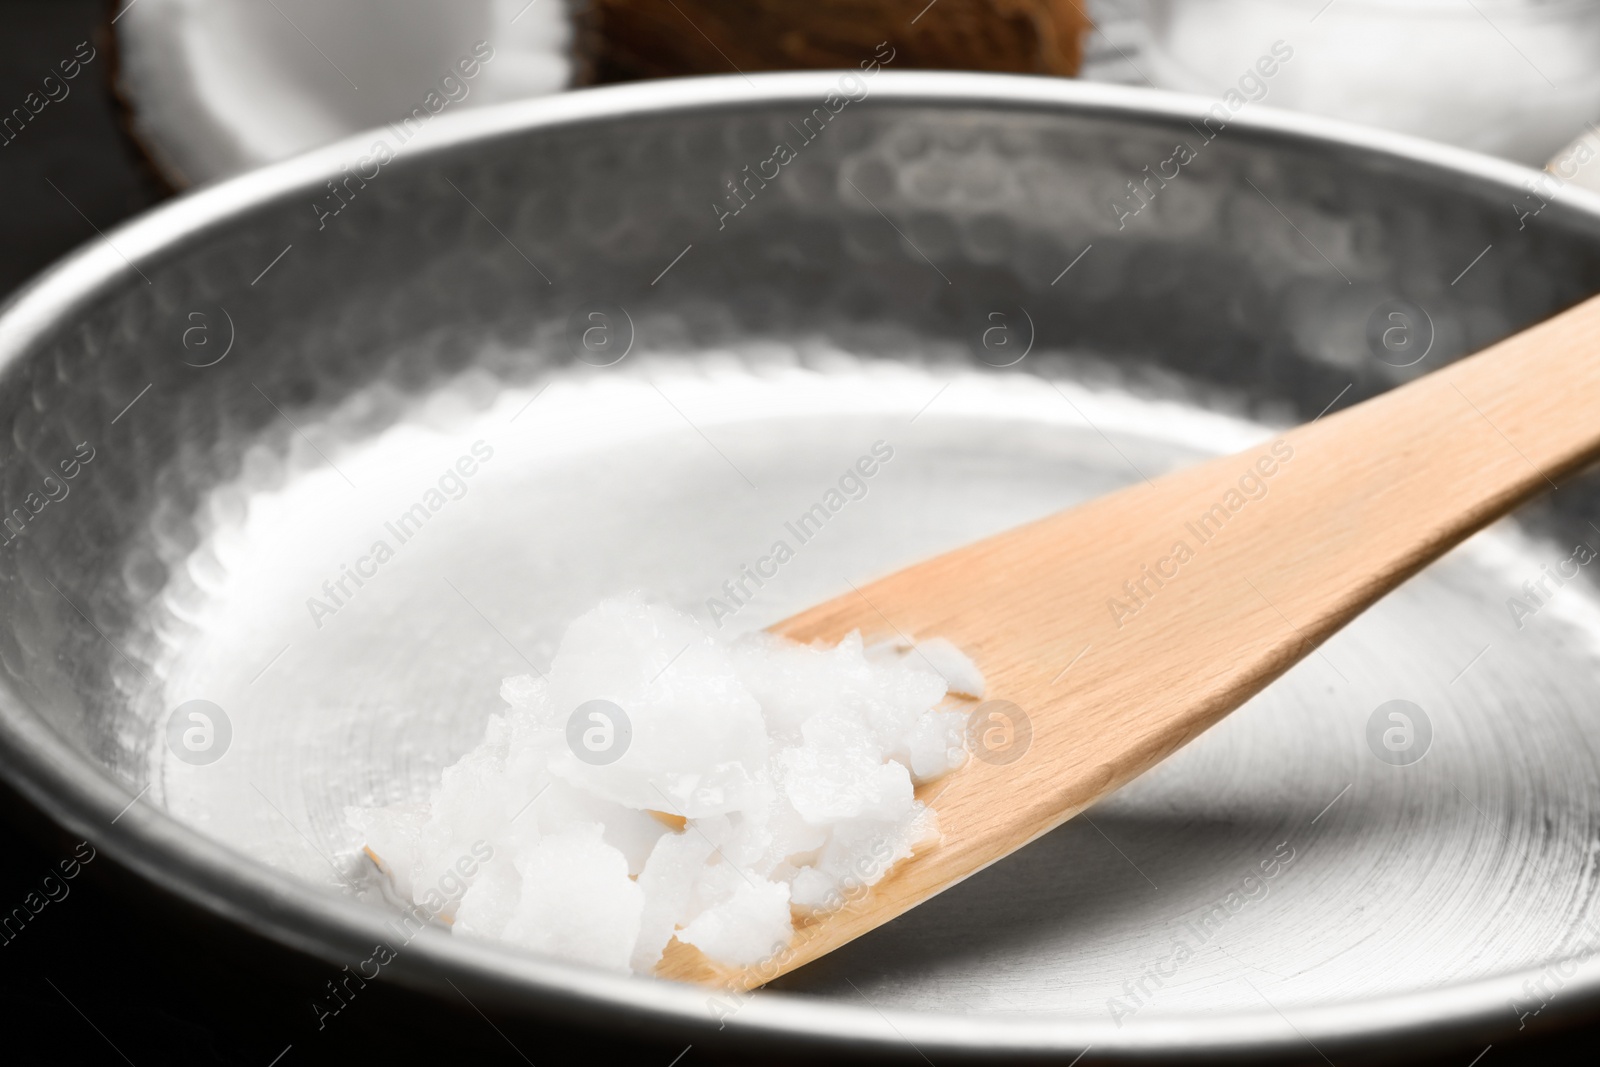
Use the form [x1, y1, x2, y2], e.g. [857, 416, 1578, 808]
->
[1, 2, 1598, 1064]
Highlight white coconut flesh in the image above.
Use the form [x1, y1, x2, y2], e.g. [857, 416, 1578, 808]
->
[114, 0, 575, 185]
[347, 594, 985, 975]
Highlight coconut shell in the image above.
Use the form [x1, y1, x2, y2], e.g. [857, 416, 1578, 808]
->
[591, 0, 1092, 83]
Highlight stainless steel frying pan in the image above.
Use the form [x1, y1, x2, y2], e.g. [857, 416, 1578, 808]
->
[3, 72, 1600, 1061]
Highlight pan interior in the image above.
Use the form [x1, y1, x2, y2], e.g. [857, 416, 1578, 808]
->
[150, 348, 1600, 1021]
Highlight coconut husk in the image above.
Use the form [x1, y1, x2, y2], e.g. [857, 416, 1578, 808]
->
[590, 0, 1092, 83]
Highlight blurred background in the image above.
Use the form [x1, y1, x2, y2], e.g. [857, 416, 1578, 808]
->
[7, 0, 1600, 1061]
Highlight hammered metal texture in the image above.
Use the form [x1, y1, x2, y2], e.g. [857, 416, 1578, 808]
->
[5, 79, 1600, 1056]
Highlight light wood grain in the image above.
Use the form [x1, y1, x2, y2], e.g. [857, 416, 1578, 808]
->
[658, 293, 1600, 989]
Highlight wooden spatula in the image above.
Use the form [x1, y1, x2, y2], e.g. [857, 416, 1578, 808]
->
[658, 293, 1600, 989]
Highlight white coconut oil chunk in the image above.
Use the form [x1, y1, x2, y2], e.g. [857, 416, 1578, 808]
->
[348, 594, 984, 975]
